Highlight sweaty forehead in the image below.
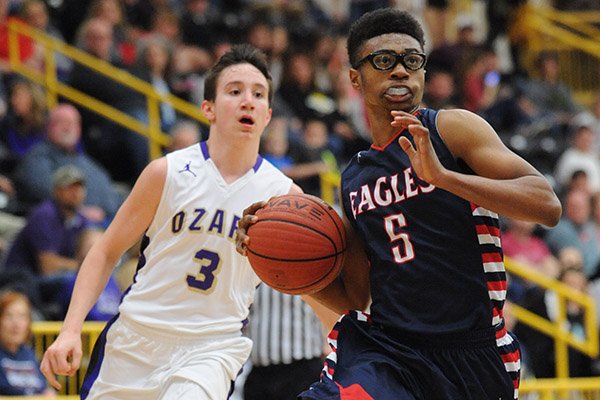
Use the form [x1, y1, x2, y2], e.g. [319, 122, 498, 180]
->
[359, 33, 422, 56]
[218, 63, 267, 88]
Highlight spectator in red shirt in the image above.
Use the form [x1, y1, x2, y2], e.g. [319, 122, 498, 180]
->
[0, 0, 35, 73]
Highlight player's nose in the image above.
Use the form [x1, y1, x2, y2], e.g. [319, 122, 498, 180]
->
[390, 63, 410, 79]
[240, 90, 255, 109]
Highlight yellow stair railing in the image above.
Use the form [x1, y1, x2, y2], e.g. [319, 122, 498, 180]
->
[510, 4, 600, 105]
[319, 170, 341, 206]
[0, 397, 78, 400]
[505, 257, 599, 379]
[520, 377, 600, 399]
[30, 321, 105, 396]
[7, 20, 208, 160]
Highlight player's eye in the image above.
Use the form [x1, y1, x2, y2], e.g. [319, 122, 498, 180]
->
[372, 53, 395, 69]
[404, 54, 424, 69]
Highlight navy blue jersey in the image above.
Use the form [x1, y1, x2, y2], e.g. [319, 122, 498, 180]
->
[341, 108, 507, 337]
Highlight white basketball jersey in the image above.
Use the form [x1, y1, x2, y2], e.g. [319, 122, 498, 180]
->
[118, 142, 292, 339]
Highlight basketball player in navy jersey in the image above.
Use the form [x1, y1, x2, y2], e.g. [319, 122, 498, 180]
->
[237, 8, 561, 400]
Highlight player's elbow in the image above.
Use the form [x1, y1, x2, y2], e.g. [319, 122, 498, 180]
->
[540, 193, 562, 228]
[546, 202, 562, 228]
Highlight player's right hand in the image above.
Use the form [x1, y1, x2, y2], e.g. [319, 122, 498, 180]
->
[40, 332, 83, 391]
[235, 200, 267, 256]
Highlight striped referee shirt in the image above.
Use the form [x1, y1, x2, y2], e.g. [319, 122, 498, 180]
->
[247, 284, 325, 367]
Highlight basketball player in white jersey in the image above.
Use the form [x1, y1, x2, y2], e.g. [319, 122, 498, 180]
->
[40, 44, 308, 399]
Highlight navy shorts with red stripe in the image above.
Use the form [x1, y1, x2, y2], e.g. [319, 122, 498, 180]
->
[299, 311, 520, 400]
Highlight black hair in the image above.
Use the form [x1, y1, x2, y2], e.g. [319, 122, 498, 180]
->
[203, 44, 273, 104]
[347, 8, 426, 68]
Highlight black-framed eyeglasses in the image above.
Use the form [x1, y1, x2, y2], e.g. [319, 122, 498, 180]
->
[356, 51, 427, 71]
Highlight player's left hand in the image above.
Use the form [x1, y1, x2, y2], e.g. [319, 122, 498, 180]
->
[392, 110, 446, 186]
[235, 200, 266, 256]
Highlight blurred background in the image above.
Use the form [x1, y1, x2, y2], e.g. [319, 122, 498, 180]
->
[2, 0, 600, 398]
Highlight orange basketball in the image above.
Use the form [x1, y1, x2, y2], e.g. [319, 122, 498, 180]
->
[246, 193, 346, 295]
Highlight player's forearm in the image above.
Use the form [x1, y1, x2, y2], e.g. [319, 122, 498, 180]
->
[308, 280, 353, 315]
[437, 170, 562, 227]
[309, 276, 369, 315]
[60, 248, 116, 333]
[301, 294, 340, 332]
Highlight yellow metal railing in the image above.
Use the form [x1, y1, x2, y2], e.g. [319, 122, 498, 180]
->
[319, 170, 341, 206]
[510, 4, 600, 105]
[30, 321, 105, 396]
[520, 377, 600, 399]
[1, 397, 78, 400]
[506, 257, 599, 380]
[7, 21, 208, 160]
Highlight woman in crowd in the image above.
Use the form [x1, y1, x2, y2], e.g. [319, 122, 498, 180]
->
[0, 290, 54, 396]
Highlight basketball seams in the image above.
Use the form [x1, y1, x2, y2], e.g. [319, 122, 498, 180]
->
[251, 217, 336, 245]
[247, 218, 342, 262]
[285, 194, 346, 253]
[269, 265, 340, 294]
[298, 196, 347, 288]
[247, 248, 345, 262]
[246, 193, 346, 295]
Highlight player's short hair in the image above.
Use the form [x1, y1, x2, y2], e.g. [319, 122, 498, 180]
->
[347, 8, 426, 69]
[203, 44, 273, 104]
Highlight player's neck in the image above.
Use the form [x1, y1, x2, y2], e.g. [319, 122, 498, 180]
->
[367, 105, 419, 147]
[205, 137, 260, 183]
[368, 112, 400, 148]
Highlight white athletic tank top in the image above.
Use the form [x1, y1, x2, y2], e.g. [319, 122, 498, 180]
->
[118, 142, 292, 339]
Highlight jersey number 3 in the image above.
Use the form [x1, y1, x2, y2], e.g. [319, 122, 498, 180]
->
[187, 249, 221, 291]
[384, 213, 415, 263]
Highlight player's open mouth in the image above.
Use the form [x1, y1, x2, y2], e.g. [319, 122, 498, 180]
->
[239, 116, 255, 126]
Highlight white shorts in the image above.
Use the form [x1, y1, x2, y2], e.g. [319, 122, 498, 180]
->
[84, 317, 252, 400]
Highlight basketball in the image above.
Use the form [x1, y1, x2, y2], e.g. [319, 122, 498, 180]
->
[246, 193, 346, 295]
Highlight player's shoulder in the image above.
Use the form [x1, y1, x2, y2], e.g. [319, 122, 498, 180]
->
[164, 143, 206, 176]
[254, 157, 293, 193]
[166, 142, 203, 160]
[256, 156, 290, 179]
[435, 108, 487, 130]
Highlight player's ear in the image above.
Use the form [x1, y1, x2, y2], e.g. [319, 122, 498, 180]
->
[201, 100, 216, 122]
[349, 68, 361, 91]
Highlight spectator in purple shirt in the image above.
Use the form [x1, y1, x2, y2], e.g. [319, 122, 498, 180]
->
[2, 165, 89, 318]
[4, 165, 89, 277]
[2, 165, 121, 320]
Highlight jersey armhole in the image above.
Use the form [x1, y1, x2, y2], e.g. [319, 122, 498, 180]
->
[433, 109, 457, 161]
[146, 155, 174, 236]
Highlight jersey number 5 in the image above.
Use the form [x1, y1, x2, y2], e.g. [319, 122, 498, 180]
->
[384, 213, 415, 263]
[187, 249, 221, 291]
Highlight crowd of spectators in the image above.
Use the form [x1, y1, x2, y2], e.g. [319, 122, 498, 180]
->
[0, 0, 600, 387]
